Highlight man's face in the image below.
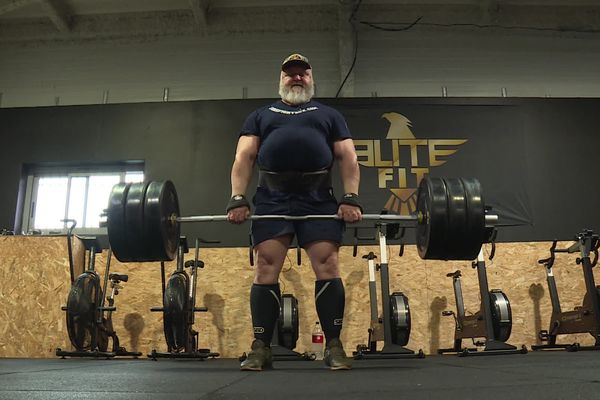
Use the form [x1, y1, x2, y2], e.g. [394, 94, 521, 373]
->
[279, 65, 315, 105]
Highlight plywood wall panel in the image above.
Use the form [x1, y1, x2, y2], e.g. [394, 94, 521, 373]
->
[1, 237, 598, 358]
[0, 236, 84, 357]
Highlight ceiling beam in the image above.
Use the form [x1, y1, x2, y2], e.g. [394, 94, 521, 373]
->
[2, 3, 600, 46]
[0, 0, 37, 16]
[40, 0, 70, 32]
[189, 0, 210, 34]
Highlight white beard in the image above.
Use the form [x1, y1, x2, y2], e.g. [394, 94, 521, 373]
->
[279, 82, 314, 105]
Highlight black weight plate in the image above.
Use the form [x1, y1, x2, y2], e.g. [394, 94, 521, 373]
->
[278, 294, 299, 350]
[490, 290, 512, 342]
[443, 178, 469, 260]
[461, 177, 486, 260]
[107, 183, 133, 262]
[416, 177, 449, 259]
[390, 292, 411, 346]
[144, 181, 180, 262]
[123, 182, 150, 262]
[66, 272, 101, 351]
[163, 271, 190, 352]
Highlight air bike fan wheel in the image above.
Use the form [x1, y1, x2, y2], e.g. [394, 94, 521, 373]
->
[490, 290, 513, 343]
[66, 272, 105, 351]
[163, 272, 193, 352]
[278, 294, 299, 350]
[390, 292, 411, 346]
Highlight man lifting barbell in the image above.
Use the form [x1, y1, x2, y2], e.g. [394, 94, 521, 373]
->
[105, 60, 497, 371]
[227, 53, 361, 371]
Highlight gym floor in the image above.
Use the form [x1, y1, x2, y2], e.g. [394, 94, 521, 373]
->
[1, 351, 598, 400]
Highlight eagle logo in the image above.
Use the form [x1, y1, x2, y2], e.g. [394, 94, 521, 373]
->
[382, 112, 416, 140]
[355, 112, 467, 215]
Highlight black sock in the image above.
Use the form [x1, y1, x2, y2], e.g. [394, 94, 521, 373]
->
[250, 283, 281, 345]
[315, 278, 345, 342]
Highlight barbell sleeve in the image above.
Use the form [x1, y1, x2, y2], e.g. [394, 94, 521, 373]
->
[485, 214, 498, 225]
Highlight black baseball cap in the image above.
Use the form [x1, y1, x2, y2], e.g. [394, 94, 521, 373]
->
[281, 53, 311, 70]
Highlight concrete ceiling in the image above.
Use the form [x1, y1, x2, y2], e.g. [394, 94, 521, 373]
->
[0, 0, 599, 46]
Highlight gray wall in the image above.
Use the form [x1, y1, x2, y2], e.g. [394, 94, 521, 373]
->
[1, 26, 600, 108]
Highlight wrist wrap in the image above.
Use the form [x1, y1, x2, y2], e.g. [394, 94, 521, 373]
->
[338, 193, 363, 212]
[226, 194, 250, 213]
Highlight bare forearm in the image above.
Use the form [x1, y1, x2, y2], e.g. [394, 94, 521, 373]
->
[335, 140, 362, 222]
[230, 135, 258, 197]
[230, 157, 254, 196]
[339, 155, 360, 194]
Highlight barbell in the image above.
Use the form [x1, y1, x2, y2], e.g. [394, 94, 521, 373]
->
[105, 177, 497, 263]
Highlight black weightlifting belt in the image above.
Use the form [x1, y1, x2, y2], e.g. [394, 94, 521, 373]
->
[258, 169, 332, 193]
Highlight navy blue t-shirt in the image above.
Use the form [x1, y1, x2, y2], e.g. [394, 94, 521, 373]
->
[240, 100, 352, 172]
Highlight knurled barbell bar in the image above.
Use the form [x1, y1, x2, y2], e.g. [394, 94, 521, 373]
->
[106, 177, 497, 263]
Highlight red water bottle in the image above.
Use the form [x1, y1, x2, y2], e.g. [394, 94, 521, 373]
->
[312, 321, 324, 360]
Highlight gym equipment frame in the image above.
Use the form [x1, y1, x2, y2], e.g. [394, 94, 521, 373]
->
[438, 231, 528, 356]
[353, 221, 425, 359]
[57, 220, 141, 358]
[532, 229, 600, 351]
[148, 236, 219, 359]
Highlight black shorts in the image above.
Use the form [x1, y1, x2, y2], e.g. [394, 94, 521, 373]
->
[251, 187, 345, 247]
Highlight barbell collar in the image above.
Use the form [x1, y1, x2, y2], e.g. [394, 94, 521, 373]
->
[485, 214, 498, 225]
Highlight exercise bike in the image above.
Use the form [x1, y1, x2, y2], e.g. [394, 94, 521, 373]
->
[352, 220, 424, 359]
[149, 236, 220, 359]
[438, 229, 527, 356]
[56, 219, 141, 358]
[531, 229, 600, 351]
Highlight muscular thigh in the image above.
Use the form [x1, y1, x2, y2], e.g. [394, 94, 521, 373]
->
[304, 240, 340, 280]
[253, 234, 293, 284]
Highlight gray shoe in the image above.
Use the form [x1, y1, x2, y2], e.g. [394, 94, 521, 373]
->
[324, 338, 353, 370]
[240, 339, 273, 371]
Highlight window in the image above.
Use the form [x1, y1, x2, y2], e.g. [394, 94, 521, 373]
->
[19, 162, 144, 234]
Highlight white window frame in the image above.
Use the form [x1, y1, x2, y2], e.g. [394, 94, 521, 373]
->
[20, 163, 144, 235]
